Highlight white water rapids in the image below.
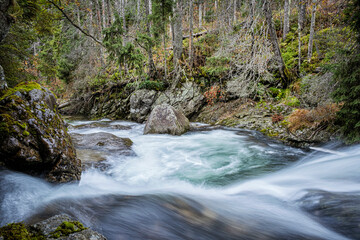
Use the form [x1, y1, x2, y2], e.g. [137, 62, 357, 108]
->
[1, 119, 359, 239]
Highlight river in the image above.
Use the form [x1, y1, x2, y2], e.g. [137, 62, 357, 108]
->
[1, 119, 359, 239]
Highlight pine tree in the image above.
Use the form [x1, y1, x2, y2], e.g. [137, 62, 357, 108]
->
[332, 0, 360, 143]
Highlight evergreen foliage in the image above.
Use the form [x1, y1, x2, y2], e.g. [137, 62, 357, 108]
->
[331, 0, 360, 143]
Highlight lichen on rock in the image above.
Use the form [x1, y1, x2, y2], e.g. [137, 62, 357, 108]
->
[0, 82, 81, 183]
[144, 104, 190, 135]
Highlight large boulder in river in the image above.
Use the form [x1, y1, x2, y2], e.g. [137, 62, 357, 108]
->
[0, 82, 81, 183]
[144, 104, 190, 135]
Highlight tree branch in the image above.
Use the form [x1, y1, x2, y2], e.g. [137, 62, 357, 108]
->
[47, 0, 105, 48]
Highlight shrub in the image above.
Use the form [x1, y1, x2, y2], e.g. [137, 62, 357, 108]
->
[203, 85, 225, 105]
[138, 80, 165, 91]
[287, 103, 341, 132]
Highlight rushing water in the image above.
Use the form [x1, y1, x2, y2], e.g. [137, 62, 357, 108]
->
[1, 120, 359, 239]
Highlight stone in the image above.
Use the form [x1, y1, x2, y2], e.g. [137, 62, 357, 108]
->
[73, 122, 131, 130]
[129, 89, 157, 122]
[32, 214, 106, 240]
[0, 65, 6, 90]
[71, 132, 134, 156]
[0, 82, 81, 183]
[152, 82, 204, 118]
[144, 104, 190, 135]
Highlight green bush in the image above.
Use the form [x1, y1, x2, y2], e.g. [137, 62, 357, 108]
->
[138, 80, 165, 91]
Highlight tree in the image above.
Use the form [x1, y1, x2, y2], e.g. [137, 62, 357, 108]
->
[283, 0, 290, 40]
[264, 0, 291, 86]
[189, 0, 194, 69]
[307, 0, 317, 62]
[331, 0, 360, 143]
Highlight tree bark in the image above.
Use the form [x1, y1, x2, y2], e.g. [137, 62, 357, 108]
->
[233, 0, 237, 23]
[264, 0, 290, 86]
[298, 0, 307, 29]
[283, 0, 290, 40]
[198, 1, 203, 29]
[145, 0, 156, 77]
[307, 0, 317, 62]
[189, 0, 194, 69]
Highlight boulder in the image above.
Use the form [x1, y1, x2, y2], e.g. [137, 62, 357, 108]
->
[129, 89, 157, 122]
[0, 82, 81, 183]
[144, 104, 190, 135]
[72, 122, 131, 130]
[71, 132, 134, 156]
[152, 82, 204, 118]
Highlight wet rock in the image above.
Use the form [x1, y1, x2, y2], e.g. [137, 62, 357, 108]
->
[297, 190, 360, 240]
[153, 82, 204, 118]
[71, 132, 134, 156]
[129, 89, 158, 122]
[0, 82, 81, 183]
[32, 214, 106, 240]
[144, 104, 190, 135]
[73, 122, 131, 130]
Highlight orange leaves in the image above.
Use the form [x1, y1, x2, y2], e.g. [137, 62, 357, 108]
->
[203, 85, 225, 106]
[287, 103, 341, 132]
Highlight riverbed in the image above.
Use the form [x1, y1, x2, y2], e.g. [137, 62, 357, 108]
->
[1, 119, 359, 239]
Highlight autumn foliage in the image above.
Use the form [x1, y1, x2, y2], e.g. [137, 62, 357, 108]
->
[204, 86, 225, 105]
[287, 103, 342, 132]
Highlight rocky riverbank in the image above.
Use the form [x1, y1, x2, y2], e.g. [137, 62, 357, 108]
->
[60, 80, 339, 148]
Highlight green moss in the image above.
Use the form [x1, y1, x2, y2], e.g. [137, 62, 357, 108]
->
[23, 130, 30, 136]
[0, 222, 45, 240]
[50, 221, 87, 238]
[0, 82, 42, 101]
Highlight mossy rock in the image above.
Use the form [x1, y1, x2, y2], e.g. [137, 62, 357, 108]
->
[0, 222, 45, 240]
[0, 81, 81, 183]
[50, 221, 87, 238]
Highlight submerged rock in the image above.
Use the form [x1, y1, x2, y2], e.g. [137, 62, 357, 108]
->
[297, 190, 360, 240]
[144, 104, 190, 135]
[72, 122, 131, 130]
[0, 82, 81, 183]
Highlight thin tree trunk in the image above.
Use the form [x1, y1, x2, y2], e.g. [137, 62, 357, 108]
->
[199, 2, 203, 29]
[102, 0, 106, 29]
[145, 0, 156, 77]
[299, 0, 307, 29]
[283, 0, 290, 40]
[264, 0, 290, 86]
[189, 0, 194, 69]
[106, 0, 112, 26]
[173, 0, 183, 66]
[233, 0, 237, 23]
[307, 0, 317, 62]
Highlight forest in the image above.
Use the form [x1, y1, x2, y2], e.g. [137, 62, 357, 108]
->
[1, 0, 360, 239]
[0, 0, 359, 143]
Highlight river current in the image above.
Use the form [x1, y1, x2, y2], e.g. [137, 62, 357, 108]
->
[1, 119, 359, 239]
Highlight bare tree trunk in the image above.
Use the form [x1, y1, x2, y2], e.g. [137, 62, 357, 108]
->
[299, 0, 307, 29]
[283, 0, 290, 40]
[198, 1, 203, 29]
[298, 0, 306, 73]
[106, 0, 112, 26]
[264, 0, 290, 86]
[145, 0, 156, 77]
[102, 0, 106, 29]
[233, 0, 237, 23]
[171, 0, 183, 88]
[307, 0, 317, 62]
[189, 0, 194, 69]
